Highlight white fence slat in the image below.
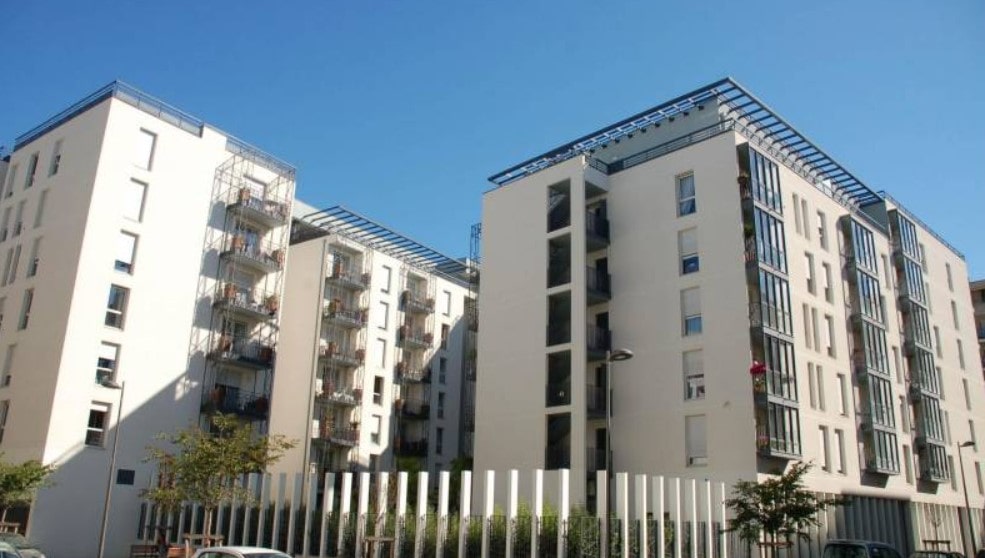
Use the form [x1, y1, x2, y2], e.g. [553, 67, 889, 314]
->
[437, 471, 450, 558]
[414, 472, 428, 558]
[459, 471, 472, 558]
[674, 477, 682, 558]
[636, 475, 648, 558]
[395, 472, 408, 558]
[337, 472, 352, 558]
[532, 469, 543, 558]
[319, 473, 335, 558]
[506, 469, 518, 558]
[617, 472, 629, 558]
[481, 470, 494, 558]
[286, 473, 301, 554]
[303, 471, 316, 558]
[656, 476, 666, 558]
[558, 469, 569, 558]
[356, 472, 371, 558]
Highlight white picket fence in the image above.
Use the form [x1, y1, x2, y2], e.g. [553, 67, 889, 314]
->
[139, 469, 731, 558]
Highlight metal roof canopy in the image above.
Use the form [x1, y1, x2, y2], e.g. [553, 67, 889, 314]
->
[488, 77, 883, 207]
[299, 205, 469, 282]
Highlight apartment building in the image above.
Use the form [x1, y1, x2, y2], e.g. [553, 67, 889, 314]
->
[474, 78, 985, 552]
[0, 82, 294, 558]
[971, 279, 985, 382]
[267, 204, 473, 481]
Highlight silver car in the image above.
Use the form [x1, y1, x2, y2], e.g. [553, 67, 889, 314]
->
[191, 547, 291, 558]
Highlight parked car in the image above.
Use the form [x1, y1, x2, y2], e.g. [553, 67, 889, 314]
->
[910, 552, 965, 558]
[0, 534, 42, 558]
[824, 540, 904, 558]
[191, 547, 291, 558]
[0, 541, 21, 558]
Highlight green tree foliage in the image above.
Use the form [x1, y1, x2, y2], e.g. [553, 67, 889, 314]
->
[0, 455, 55, 523]
[726, 462, 847, 558]
[143, 414, 296, 542]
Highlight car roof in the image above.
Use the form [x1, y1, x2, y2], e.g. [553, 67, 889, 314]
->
[195, 547, 289, 556]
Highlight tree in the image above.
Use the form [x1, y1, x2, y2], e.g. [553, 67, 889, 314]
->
[725, 461, 847, 558]
[0, 455, 55, 524]
[143, 414, 296, 543]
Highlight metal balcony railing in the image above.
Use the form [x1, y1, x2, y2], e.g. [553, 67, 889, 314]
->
[545, 446, 571, 470]
[211, 337, 275, 369]
[396, 439, 428, 457]
[323, 305, 368, 329]
[319, 345, 365, 367]
[586, 324, 611, 357]
[586, 384, 606, 417]
[202, 386, 270, 419]
[321, 427, 359, 446]
[585, 211, 610, 249]
[221, 241, 284, 273]
[318, 386, 362, 406]
[586, 447, 607, 473]
[227, 189, 289, 228]
[402, 290, 434, 314]
[327, 267, 371, 290]
[586, 266, 611, 302]
[399, 326, 432, 349]
[396, 363, 431, 383]
[397, 398, 431, 420]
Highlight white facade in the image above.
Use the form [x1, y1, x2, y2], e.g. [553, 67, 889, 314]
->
[268, 204, 473, 481]
[475, 79, 985, 552]
[0, 82, 294, 558]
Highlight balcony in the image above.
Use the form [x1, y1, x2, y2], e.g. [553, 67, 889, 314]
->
[317, 386, 362, 407]
[586, 384, 606, 419]
[402, 290, 434, 314]
[586, 267, 611, 305]
[864, 456, 900, 476]
[210, 337, 274, 370]
[319, 427, 359, 447]
[201, 386, 270, 420]
[220, 242, 284, 274]
[586, 324, 611, 361]
[323, 304, 368, 329]
[399, 326, 432, 350]
[397, 398, 431, 420]
[755, 423, 801, 460]
[227, 188, 289, 229]
[318, 345, 365, 368]
[545, 445, 571, 470]
[396, 362, 431, 383]
[918, 441, 950, 483]
[748, 302, 792, 338]
[586, 446, 606, 473]
[214, 285, 276, 322]
[585, 211, 610, 252]
[395, 439, 428, 457]
[326, 267, 370, 291]
[859, 408, 895, 433]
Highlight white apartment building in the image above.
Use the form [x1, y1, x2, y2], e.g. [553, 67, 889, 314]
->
[268, 203, 473, 481]
[970, 279, 985, 383]
[474, 79, 985, 553]
[0, 82, 294, 558]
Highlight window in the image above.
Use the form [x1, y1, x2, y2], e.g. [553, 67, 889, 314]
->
[85, 403, 110, 447]
[685, 415, 707, 466]
[123, 179, 147, 222]
[440, 323, 449, 350]
[951, 301, 960, 330]
[808, 363, 817, 409]
[0, 400, 8, 444]
[437, 392, 445, 419]
[802, 304, 813, 350]
[3, 164, 17, 199]
[381, 265, 392, 293]
[892, 346, 902, 384]
[970, 420, 977, 447]
[833, 429, 845, 474]
[24, 153, 39, 189]
[26, 238, 40, 278]
[963, 379, 972, 410]
[97, 342, 119, 384]
[1, 345, 14, 388]
[683, 350, 704, 400]
[812, 364, 827, 411]
[976, 462, 984, 495]
[899, 396, 910, 432]
[919, 243, 927, 270]
[836, 373, 848, 416]
[676, 174, 696, 216]
[824, 315, 836, 357]
[957, 340, 965, 370]
[442, 290, 452, 316]
[801, 199, 810, 240]
[903, 445, 914, 484]
[370, 414, 382, 445]
[0, 297, 4, 331]
[804, 253, 815, 294]
[0, 208, 10, 242]
[880, 254, 893, 290]
[816, 211, 827, 249]
[821, 262, 832, 303]
[376, 338, 386, 368]
[792, 193, 802, 234]
[811, 308, 820, 352]
[818, 426, 830, 471]
[133, 129, 157, 170]
[679, 228, 699, 274]
[13, 201, 25, 237]
[17, 289, 33, 330]
[436, 427, 444, 455]
[439, 357, 447, 384]
[378, 301, 389, 330]
[48, 139, 63, 176]
[105, 285, 129, 328]
[949, 456, 958, 490]
[7, 245, 21, 285]
[681, 288, 702, 336]
[113, 231, 137, 273]
[945, 263, 953, 291]
[934, 326, 942, 358]
[372, 377, 383, 405]
[33, 190, 48, 229]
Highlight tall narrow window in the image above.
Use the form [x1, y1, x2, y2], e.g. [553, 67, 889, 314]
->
[124, 179, 147, 222]
[945, 263, 953, 292]
[436, 427, 444, 455]
[7, 245, 21, 285]
[381, 265, 392, 293]
[1, 249, 12, 287]
[811, 308, 820, 352]
[824, 315, 836, 357]
[685, 415, 707, 466]
[957, 340, 965, 370]
[24, 153, 39, 189]
[13, 201, 25, 238]
[679, 228, 699, 274]
[676, 174, 696, 216]
[33, 190, 48, 229]
[105, 285, 129, 329]
[26, 238, 40, 278]
[376, 338, 387, 368]
[963, 379, 972, 410]
[816, 211, 828, 249]
[0, 207, 11, 242]
[951, 301, 960, 330]
[443, 290, 452, 316]
[48, 139, 63, 176]
[934, 326, 943, 358]
[116, 232, 138, 273]
[834, 429, 845, 473]
[683, 350, 705, 400]
[801, 199, 811, 240]
[816, 365, 826, 411]
[792, 193, 802, 234]
[1, 345, 14, 388]
[370, 415, 382, 445]
[378, 301, 389, 330]
[976, 462, 984, 495]
[681, 288, 702, 336]
[3, 164, 17, 199]
[837, 373, 848, 416]
[970, 420, 977, 447]
[17, 289, 33, 330]
[134, 129, 157, 170]
[818, 426, 830, 471]
[805, 253, 815, 294]
[0, 297, 5, 332]
[803, 304, 813, 350]
[85, 403, 110, 447]
[0, 400, 8, 444]
[372, 376, 383, 405]
[440, 323, 449, 349]
[821, 262, 832, 303]
[96, 342, 120, 384]
[808, 362, 817, 409]
[437, 392, 446, 419]
[438, 357, 447, 384]
[903, 445, 914, 484]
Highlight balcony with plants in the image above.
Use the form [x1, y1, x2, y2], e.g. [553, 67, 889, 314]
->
[398, 323, 432, 350]
[200, 384, 270, 420]
[318, 339, 365, 368]
[401, 289, 434, 314]
[214, 283, 278, 322]
[317, 382, 363, 407]
[396, 360, 431, 384]
[396, 398, 431, 421]
[326, 260, 371, 291]
[210, 335, 275, 370]
[226, 186, 289, 229]
[220, 234, 285, 274]
[323, 299, 368, 329]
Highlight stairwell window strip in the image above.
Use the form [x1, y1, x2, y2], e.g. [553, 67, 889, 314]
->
[676, 173, 696, 216]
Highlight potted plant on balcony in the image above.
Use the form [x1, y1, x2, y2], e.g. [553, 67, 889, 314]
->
[423, 332, 434, 344]
[396, 361, 407, 374]
[265, 294, 279, 314]
[259, 345, 275, 364]
[750, 360, 767, 392]
[398, 325, 409, 340]
[222, 282, 237, 300]
[237, 187, 251, 204]
[355, 348, 366, 362]
[216, 334, 233, 353]
[360, 272, 371, 286]
[326, 341, 338, 356]
[231, 235, 246, 251]
[272, 249, 286, 266]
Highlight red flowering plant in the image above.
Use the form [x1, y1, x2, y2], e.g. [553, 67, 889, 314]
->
[750, 361, 767, 392]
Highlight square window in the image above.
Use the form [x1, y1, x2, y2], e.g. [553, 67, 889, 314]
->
[676, 174, 696, 216]
[681, 255, 699, 274]
[85, 403, 110, 447]
[105, 285, 129, 329]
[681, 288, 701, 336]
[134, 129, 157, 170]
[97, 342, 120, 384]
[116, 232, 138, 274]
[124, 179, 147, 223]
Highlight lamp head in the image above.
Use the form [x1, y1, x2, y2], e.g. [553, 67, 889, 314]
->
[100, 380, 123, 390]
[609, 349, 634, 362]
[959, 441, 976, 448]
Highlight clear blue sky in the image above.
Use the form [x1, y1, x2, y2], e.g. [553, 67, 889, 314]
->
[2, 1, 983, 276]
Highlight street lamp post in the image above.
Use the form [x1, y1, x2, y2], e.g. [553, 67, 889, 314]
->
[97, 379, 126, 558]
[957, 440, 978, 555]
[605, 348, 633, 558]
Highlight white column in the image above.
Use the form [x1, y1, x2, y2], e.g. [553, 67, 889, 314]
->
[272, 473, 286, 550]
[598, 469, 608, 558]
[357, 472, 371, 558]
[395, 472, 408, 558]
[437, 471, 450, 558]
[719, 482, 727, 558]
[458, 471, 472, 558]
[302, 471, 317, 558]
[319, 473, 335, 558]
[705, 479, 713, 558]
[690, 478, 697, 558]
[481, 471, 495, 558]
[617, 472, 629, 558]
[655, 476, 666, 558]
[337, 473, 353, 558]
[286, 473, 301, 554]
[506, 469, 519, 558]
[636, 475, 649, 558]
[414, 472, 429, 558]
[228, 476, 240, 546]
[532, 469, 543, 558]
[558, 469, 569, 558]
[377, 472, 390, 558]
[674, 477, 682, 558]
